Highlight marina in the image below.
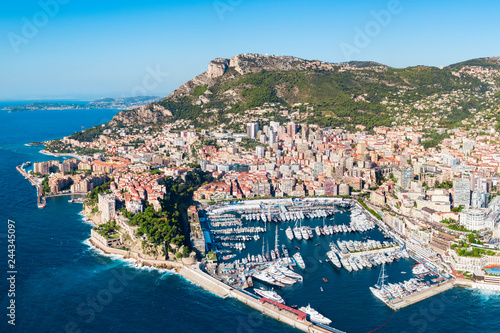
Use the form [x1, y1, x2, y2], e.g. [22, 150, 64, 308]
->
[197, 198, 455, 332]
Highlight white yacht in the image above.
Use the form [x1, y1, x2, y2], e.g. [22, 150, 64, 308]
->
[299, 304, 332, 325]
[286, 227, 294, 240]
[293, 252, 306, 269]
[301, 227, 310, 240]
[293, 226, 302, 240]
[326, 251, 342, 269]
[340, 258, 352, 272]
[275, 265, 303, 282]
[412, 264, 430, 275]
[254, 288, 284, 304]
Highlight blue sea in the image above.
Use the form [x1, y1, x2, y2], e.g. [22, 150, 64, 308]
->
[1, 103, 499, 333]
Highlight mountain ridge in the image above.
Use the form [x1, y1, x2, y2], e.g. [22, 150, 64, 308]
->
[69, 53, 500, 142]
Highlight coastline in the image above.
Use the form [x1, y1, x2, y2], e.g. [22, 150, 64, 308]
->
[39, 149, 85, 160]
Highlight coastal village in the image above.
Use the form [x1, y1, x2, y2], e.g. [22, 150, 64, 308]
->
[16, 62, 500, 333]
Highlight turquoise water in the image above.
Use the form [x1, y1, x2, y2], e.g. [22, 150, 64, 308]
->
[485, 267, 500, 275]
[1, 104, 499, 332]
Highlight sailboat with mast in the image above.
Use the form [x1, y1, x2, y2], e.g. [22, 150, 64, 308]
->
[370, 263, 389, 303]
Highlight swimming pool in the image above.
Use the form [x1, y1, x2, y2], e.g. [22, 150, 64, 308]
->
[485, 266, 500, 275]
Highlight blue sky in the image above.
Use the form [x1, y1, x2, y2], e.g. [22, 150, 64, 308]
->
[1, 0, 499, 100]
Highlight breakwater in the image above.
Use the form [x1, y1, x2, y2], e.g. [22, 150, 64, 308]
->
[16, 163, 45, 208]
[386, 280, 455, 310]
[178, 264, 345, 333]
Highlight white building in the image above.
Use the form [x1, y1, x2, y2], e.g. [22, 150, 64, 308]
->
[453, 177, 471, 208]
[445, 249, 486, 273]
[471, 191, 489, 209]
[98, 194, 116, 223]
[256, 146, 265, 158]
[459, 209, 493, 231]
[126, 200, 143, 215]
[247, 123, 259, 139]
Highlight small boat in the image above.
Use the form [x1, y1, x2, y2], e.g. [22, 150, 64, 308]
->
[320, 287, 324, 292]
[293, 252, 306, 270]
[295, 246, 300, 250]
[323, 278, 328, 283]
[401, 271, 406, 274]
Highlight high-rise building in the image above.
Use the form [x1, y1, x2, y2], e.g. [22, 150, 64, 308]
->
[442, 154, 460, 167]
[471, 191, 489, 209]
[399, 167, 414, 189]
[345, 157, 354, 170]
[287, 122, 298, 136]
[339, 183, 350, 196]
[453, 178, 471, 208]
[256, 146, 265, 158]
[246, 123, 259, 139]
[335, 166, 344, 179]
[313, 162, 324, 178]
[269, 131, 277, 145]
[281, 178, 295, 195]
[463, 139, 476, 155]
[270, 121, 280, 132]
[357, 142, 367, 155]
[325, 181, 338, 196]
[33, 161, 50, 175]
[98, 194, 116, 223]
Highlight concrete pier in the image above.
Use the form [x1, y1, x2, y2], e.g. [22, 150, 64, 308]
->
[16, 164, 45, 208]
[178, 264, 345, 333]
[385, 280, 455, 310]
[349, 246, 401, 257]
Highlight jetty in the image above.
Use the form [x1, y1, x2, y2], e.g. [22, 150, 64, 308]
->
[178, 263, 345, 333]
[16, 162, 45, 208]
[385, 280, 455, 310]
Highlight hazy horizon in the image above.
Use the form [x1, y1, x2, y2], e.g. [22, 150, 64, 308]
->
[2, 0, 499, 100]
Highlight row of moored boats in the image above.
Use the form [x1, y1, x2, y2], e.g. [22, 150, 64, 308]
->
[242, 209, 335, 223]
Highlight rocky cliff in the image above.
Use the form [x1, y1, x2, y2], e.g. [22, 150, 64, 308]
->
[109, 104, 173, 127]
[101, 53, 499, 131]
